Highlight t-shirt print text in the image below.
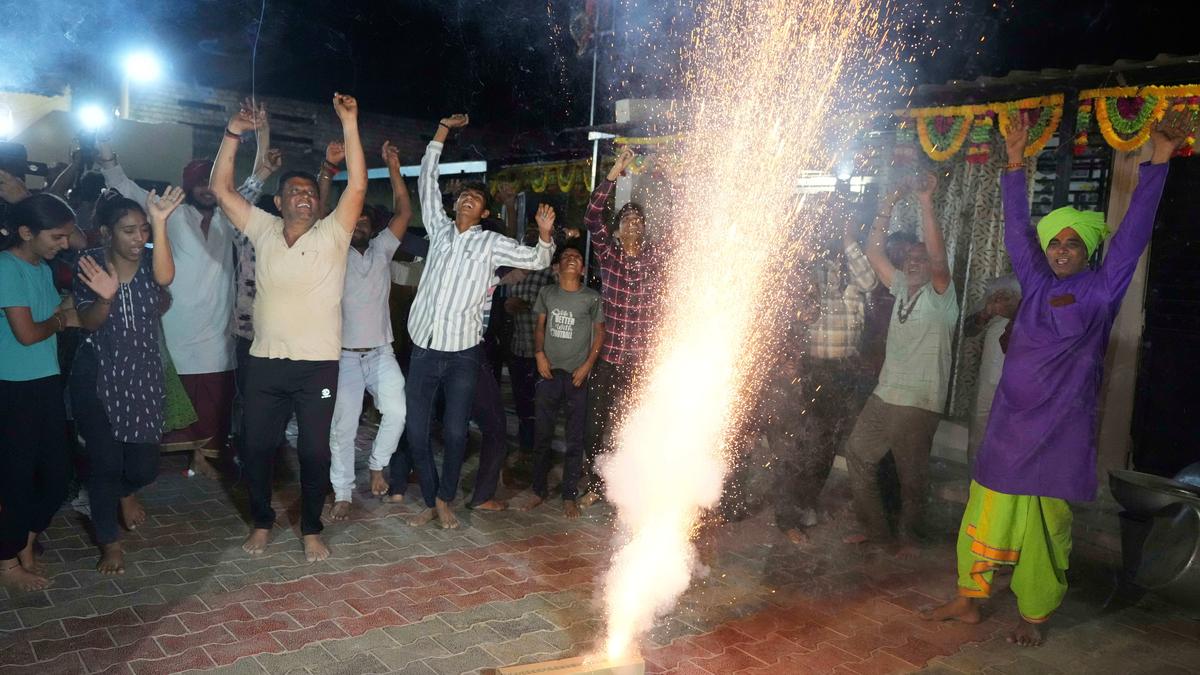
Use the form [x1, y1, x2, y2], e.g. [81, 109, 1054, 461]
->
[549, 308, 576, 340]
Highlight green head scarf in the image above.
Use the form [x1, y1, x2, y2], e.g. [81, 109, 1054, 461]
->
[1036, 207, 1109, 257]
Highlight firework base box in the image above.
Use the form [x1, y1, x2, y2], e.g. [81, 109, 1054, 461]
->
[494, 654, 645, 675]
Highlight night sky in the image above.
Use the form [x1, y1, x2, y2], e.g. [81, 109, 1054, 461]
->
[5, 0, 1197, 133]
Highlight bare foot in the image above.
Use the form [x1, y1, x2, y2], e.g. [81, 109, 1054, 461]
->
[302, 534, 330, 562]
[578, 491, 601, 509]
[563, 500, 581, 519]
[242, 528, 271, 555]
[96, 543, 125, 575]
[435, 498, 460, 529]
[520, 494, 545, 512]
[784, 528, 808, 545]
[921, 596, 981, 624]
[329, 501, 352, 521]
[191, 449, 221, 479]
[473, 499, 507, 512]
[18, 535, 42, 574]
[119, 495, 147, 530]
[895, 543, 921, 560]
[408, 508, 437, 526]
[1, 560, 50, 591]
[384, 493, 405, 504]
[842, 533, 869, 545]
[369, 469, 389, 497]
[1008, 618, 1044, 646]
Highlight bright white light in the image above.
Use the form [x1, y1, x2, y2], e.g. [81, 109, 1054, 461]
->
[0, 108, 13, 138]
[79, 105, 110, 132]
[836, 163, 854, 181]
[123, 51, 163, 83]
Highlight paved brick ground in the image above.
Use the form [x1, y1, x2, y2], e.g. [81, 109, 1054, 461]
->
[2, 427, 1198, 675]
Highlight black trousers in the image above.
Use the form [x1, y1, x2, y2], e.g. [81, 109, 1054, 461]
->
[0, 376, 70, 559]
[241, 356, 338, 536]
[69, 345, 159, 546]
[532, 370, 588, 501]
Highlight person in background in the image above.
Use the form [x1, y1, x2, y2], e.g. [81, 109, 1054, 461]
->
[963, 274, 1021, 470]
[71, 187, 182, 574]
[844, 172, 959, 559]
[505, 229, 555, 455]
[921, 110, 1189, 647]
[0, 194, 78, 591]
[328, 140, 411, 520]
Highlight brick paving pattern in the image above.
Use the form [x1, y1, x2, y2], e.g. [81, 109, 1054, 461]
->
[2, 429, 1198, 674]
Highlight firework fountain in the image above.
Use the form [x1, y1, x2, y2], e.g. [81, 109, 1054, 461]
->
[596, 0, 887, 664]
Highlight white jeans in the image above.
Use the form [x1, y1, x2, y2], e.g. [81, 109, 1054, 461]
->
[329, 344, 406, 502]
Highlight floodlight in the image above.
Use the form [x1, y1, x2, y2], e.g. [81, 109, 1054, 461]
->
[123, 51, 163, 83]
[79, 105, 110, 132]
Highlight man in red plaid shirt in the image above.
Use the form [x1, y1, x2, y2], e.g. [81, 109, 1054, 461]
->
[578, 148, 662, 507]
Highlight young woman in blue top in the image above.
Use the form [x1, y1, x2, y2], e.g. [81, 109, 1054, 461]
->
[70, 186, 181, 575]
[0, 193, 77, 592]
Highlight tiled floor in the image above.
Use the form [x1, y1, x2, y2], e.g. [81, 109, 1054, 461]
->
[1, 427, 1198, 675]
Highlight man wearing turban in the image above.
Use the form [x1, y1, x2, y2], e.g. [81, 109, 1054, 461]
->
[922, 110, 1192, 646]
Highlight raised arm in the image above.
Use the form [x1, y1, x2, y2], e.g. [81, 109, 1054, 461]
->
[420, 114, 467, 237]
[330, 94, 366, 233]
[585, 148, 636, 254]
[318, 141, 344, 218]
[145, 185, 184, 286]
[843, 217, 877, 293]
[210, 101, 264, 231]
[96, 138, 150, 204]
[47, 156, 79, 198]
[1099, 110, 1187, 300]
[865, 189, 901, 289]
[382, 140, 412, 241]
[913, 172, 951, 294]
[999, 112, 1046, 289]
[492, 204, 555, 270]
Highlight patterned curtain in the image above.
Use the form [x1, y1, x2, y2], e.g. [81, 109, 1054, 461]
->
[888, 138, 1012, 419]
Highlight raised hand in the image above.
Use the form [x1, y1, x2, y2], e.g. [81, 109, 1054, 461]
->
[1005, 109, 1030, 164]
[78, 255, 119, 301]
[262, 148, 283, 175]
[381, 140, 401, 168]
[913, 172, 937, 201]
[147, 186, 186, 225]
[228, 99, 263, 135]
[535, 203, 556, 240]
[1151, 108, 1194, 163]
[333, 93, 358, 121]
[325, 141, 346, 166]
[607, 147, 636, 181]
[440, 114, 469, 129]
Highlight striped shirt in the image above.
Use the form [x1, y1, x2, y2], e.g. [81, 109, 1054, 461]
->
[584, 179, 662, 365]
[407, 141, 554, 352]
[807, 243, 877, 360]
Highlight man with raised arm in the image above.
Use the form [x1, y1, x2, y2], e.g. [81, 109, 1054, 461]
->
[921, 110, 1189, 647]
[843, 171, 959, 559]
[96, 111, 278, 478]
[405, 113, 554, 530]
[327, 140, 412, 521]
[210, 94, 367, 562]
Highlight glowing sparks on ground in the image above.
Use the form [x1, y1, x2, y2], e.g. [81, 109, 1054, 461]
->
[598, 0, 884, 661]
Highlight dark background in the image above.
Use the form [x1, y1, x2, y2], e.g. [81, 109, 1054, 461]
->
[3, 0, 1197, 133]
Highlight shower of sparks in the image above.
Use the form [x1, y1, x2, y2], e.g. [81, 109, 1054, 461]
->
[598, 0, 887, 661]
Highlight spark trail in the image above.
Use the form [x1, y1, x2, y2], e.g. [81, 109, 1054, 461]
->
[598, 0, 886, 660]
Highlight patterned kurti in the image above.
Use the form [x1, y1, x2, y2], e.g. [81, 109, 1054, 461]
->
[74, 248, 169, 444]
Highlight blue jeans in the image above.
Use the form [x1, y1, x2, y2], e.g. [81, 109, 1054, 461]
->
[405, 344, 483, 507]
[533, 370, 588, 501]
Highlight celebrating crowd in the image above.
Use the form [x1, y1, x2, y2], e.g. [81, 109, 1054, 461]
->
[0, 93, 1192, 647]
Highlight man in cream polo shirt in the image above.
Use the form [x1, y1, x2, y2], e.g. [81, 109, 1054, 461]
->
[210, 94, 367, 562]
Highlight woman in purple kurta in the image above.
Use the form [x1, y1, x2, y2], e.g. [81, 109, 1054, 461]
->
[921, 111, 1191, 646]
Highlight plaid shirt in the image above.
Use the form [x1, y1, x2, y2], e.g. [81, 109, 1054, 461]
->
[228, 176, 267, 340]
[807, 243, 876, 360]
[508, 267, 555, 358]
[584, 179, 662, 365]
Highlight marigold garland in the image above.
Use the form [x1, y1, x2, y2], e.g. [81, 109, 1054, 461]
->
[966, 113, 994, 164]
[915, 113, 971, 161]
[1074, 100, 1092, 156]
[997, 97, 1064, 158]
[1094, 95, 1168, 152]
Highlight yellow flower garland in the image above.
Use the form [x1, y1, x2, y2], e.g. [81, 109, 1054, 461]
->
[996, 95, 1065, 157]
[1094, 95, 1169, 152]
[915, 114, 971, 161]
